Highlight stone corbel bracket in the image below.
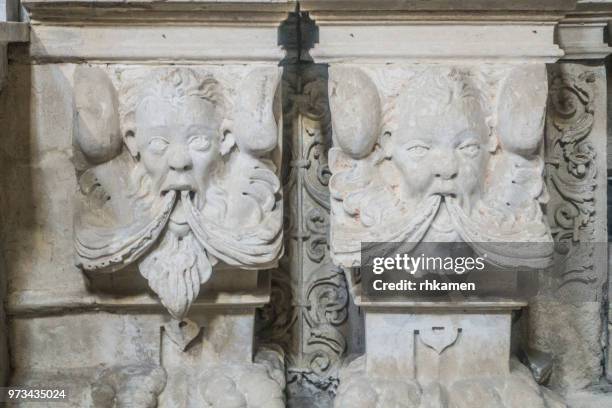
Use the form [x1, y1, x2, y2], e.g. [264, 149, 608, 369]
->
[72, 64, 284, 320]
[326, 64, 554, 268]
[0, 22, 28, 90]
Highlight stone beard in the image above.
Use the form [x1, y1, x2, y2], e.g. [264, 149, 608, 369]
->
[74, 68, 282, 319]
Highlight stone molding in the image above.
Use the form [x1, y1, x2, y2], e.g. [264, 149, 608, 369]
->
[23, 0, 296, 22]
[6, 269, 272, 317]
[301, 1, 576, 63]
[558, 20, 612, 59]
[310, 23, 562, 63]
[21, 0, 295, 63]
[0, 22, 25, 41]
[300, 0, 577, 12]
[558, 1, 612, 59]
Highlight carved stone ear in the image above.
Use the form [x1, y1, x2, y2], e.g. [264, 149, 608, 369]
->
[123, 130, 139, 159]
[74, 66, 122, 165]
[379, 131, 393, 158]
[220, 121, 236, 156]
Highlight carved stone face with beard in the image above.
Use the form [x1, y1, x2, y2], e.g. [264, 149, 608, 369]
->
[74, 68, 283, 319]
[125, 72, 233, 318]
[328, 66, 552, 268]
[389, 72, 494, 242]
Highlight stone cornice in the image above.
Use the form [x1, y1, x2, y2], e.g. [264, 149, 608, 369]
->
[19, 0, 612, 63]
[22, 0, 296, 24]
[300, 1, 578, 63]
[558, 1, 612, 59]
[558, 20, 612, 59]
[19, 1, 295, 63]
[300, 0, 577, 13]
[306, 20, 566, 63]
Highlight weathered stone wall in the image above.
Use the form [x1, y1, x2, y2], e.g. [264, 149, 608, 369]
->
[1, 1, 612, 407]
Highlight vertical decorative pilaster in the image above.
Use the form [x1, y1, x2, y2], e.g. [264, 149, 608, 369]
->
[531, 63, 608, 392]
[532, 7, 612, 394]
[257, 60, 361, 406]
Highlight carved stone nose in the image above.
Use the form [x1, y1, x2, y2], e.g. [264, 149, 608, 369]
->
[435, 170, 458, 180]
[168, 147, 193, 172]
[169, 163, 193, 172]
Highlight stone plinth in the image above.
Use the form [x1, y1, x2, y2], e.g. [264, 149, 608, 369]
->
[8, 270, 286, 407]
[364, 307, 513, 382]
[335, 301, 565, 407]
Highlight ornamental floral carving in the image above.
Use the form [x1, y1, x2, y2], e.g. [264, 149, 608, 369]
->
[545, 68, 598, 289]
[73, 66, 283, 319]
[328, 65, 553, 267]
[257, 64, 352, 404]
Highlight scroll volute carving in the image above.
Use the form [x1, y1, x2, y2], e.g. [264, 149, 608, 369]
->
[328, 65, 553, 268]
[73, 66, 283, 319]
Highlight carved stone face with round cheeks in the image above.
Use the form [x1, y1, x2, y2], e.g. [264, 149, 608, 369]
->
[391, 102, 490, 209]
[125, 96, 233, 197]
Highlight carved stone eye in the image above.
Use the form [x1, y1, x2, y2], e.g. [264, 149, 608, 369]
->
[149, 137, 169, 154]
[405, 144, 430, 157]
[458, 141, 480, 157]
[189, 135, 212, 152]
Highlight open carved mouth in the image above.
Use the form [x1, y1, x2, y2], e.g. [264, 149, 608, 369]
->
[161, 188, 197, 201]
[435, 192, 457, 198]
[162, 184, 193, 192]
